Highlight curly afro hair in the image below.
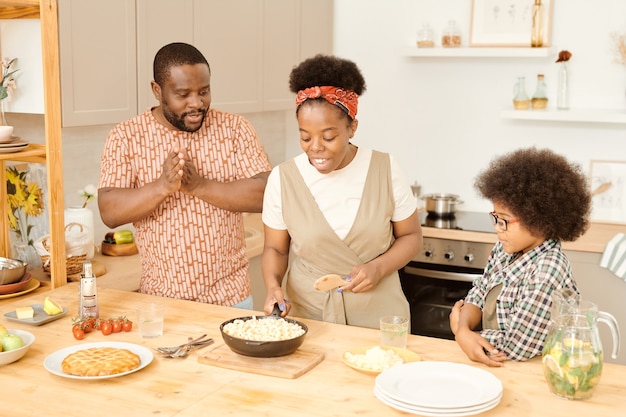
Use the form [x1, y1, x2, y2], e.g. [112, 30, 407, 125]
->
[289, 54, 366, 122]
[289, 54, 367, 95]
[475, 148, 591, 241]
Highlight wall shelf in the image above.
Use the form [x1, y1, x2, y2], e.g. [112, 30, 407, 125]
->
[404, 46, 556, 58]
[500, 108, 626, 124]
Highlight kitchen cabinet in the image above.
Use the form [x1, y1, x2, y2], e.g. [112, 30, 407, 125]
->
[565, 250, 626, 365]
[58, 0, 137, 127]
[62, 0, 333, 126]
[0, 0, 67, 287]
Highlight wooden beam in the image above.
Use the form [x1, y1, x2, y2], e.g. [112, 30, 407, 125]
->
[39, 0, 67, 287]
[0, 6, 39, 18]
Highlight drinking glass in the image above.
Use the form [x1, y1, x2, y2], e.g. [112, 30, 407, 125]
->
[380, 315, 409, 349]
[137, 303, 164, 338]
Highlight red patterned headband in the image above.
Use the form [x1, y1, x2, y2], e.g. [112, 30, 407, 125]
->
[295, 86, 359, 119]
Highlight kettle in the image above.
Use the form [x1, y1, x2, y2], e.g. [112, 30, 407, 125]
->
[541, 289, 620, 400]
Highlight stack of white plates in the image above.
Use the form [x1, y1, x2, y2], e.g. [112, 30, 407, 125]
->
[374, 361, 503, 417]
[0, 138, 29, 153]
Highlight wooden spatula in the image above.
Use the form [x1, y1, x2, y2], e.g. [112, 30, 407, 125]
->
[314, 274, 347, 291]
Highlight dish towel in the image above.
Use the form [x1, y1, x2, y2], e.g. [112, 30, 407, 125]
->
[599, 233, 626, 281]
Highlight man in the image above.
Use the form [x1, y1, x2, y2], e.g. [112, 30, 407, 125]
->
[98, 42, 271, 308]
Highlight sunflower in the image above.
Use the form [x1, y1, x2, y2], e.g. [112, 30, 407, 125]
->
[6, 166, 45, 244]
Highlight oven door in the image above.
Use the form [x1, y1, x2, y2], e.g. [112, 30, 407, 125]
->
[400, 262, 483, 340]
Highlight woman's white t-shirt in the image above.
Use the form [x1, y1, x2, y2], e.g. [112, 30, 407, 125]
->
[262, 147, 416, 240]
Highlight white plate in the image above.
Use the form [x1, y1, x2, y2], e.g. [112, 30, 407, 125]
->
[43, 341, 153, 380]
[374, 386, 502, 416]
[0, 138, 26, 147]
[0, 144, 29, 153]
[342, 345, 421, 374]
[376, 361, 502, 409]
[4, 304, 68, 326]
[0, 139, 28, 148]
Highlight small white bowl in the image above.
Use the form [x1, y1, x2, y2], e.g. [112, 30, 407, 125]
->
[0, 329, 35, 366]
[0, 125, 14, 143]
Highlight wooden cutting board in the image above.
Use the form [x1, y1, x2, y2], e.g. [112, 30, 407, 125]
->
[198, 343, 325, 379]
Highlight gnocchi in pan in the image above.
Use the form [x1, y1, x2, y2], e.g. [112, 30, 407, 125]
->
[222, 316, 305, 341]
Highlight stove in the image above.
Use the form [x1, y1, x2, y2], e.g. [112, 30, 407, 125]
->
[400, 211, 497, 339]
[420, 211, 495, 234]
[415, 211, 497, 271]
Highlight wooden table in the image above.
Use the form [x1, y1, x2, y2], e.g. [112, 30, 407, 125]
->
[2, 284, 625, 416]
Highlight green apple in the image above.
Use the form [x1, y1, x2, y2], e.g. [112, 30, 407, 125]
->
[0, 324, 8, 339]
[2, 334, 24, 352]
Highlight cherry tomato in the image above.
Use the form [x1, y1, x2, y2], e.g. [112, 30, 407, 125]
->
[81, 321, 93, 333]
[100, 321, 112, 336]
[112, 320, 122, 333]
[73, 328, 85, 340]
[72, 323, 82, 333]
[122, 320, 133, 332]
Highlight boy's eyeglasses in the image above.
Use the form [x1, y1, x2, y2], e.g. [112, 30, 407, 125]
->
[489, 212, 520, 231]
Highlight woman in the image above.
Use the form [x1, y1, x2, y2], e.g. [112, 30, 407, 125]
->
[261, 54, 422, 329]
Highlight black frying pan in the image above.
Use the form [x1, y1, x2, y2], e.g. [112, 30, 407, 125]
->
[219, 304, 308, 357]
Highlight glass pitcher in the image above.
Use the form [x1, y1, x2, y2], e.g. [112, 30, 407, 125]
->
[542, 289, 620, 400]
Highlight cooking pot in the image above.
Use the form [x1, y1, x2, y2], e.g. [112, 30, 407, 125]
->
[219, 304, 308, 357]
[421, 193, 463, 216]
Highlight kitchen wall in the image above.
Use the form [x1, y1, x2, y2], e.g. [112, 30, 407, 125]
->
[330, 0, 626, 213]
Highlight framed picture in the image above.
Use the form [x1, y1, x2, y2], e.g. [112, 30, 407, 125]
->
[470, 0, 553, 47]
[589, 160, 626, 224]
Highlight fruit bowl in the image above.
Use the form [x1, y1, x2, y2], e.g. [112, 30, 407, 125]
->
[101, 241, 138, 256]
[0, 329, 35, 365]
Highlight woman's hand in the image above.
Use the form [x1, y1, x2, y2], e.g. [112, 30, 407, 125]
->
[263, 286, 291, 317]
[340, 263, 382, 293]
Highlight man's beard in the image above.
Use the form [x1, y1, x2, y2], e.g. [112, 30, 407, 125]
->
[162, 106, 208, 132]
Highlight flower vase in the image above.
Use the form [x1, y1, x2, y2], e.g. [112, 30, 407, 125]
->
[11, 237, 41, 270]
[557, 62, 569, 110]
[65, 206, 95, 259]
[0, 100, 7, 126]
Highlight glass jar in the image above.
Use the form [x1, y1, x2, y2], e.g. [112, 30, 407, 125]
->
[531, 74, 548, 109]
[441, 20, 461, 48]
[512, 77, 530, 110]
[417, 24, 434, 48]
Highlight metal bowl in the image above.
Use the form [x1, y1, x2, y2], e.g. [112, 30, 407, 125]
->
[219, 305, 308, 358]
[0, 257, 28, 285]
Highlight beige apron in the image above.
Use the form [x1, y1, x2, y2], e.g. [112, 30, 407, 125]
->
[482, 283, 503, 330]
[278, 150, 410, 329]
